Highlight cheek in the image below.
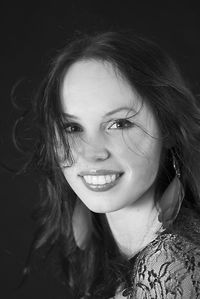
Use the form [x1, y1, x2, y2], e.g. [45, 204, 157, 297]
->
[63, 167, 77, 186]
[112, 128, 157, 157]
[119, 131, 162, 177]
[56, 136, 82, 167]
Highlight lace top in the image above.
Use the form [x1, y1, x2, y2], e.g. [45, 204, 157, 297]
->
[113, 207, 200, 299]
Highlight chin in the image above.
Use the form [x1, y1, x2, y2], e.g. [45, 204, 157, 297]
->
[82, 197, 127, 214]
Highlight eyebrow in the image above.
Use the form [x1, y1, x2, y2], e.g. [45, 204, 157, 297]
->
[62, 106, 137, 119]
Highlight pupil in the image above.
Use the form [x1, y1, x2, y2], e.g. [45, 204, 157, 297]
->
[119, 120, 125, 127]
[72, 126, 78, 132]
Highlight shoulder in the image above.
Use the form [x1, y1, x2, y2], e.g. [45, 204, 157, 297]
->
[131, 233, 200, 298]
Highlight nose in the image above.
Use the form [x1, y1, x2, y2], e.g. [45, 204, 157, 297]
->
[78, 135, 110, 162]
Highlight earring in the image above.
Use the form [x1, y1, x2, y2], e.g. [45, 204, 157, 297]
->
[72, 199, 93, 249]
[158, 151, 185, 229]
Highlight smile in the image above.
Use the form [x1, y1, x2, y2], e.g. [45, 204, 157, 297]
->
[80, 173, 123, 192]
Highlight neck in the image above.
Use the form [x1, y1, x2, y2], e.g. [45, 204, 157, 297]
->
[105, 192, 163, 259]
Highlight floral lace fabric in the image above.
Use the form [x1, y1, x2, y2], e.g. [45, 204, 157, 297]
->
[83, 207, 200, 299]
[114, 223, 200, 298]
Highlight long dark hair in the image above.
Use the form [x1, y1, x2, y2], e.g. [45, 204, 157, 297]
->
[17, 31, 200, 298]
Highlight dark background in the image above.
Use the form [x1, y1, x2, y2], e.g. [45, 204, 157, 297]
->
[1, 1, 200, 298]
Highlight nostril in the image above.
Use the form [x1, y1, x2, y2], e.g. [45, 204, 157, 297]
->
[94, 149, 111, 161]
[80, 146, 111, 162]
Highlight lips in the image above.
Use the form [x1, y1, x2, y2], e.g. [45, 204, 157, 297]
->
[78, 170, 124, 192]
[83, 173, 120, 185]
[79, 169, 123, 176]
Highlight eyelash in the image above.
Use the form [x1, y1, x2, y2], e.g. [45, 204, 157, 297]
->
[63, 119, 135, 134]
[108, 119, 135, 130]
[63, 123, 83, 133]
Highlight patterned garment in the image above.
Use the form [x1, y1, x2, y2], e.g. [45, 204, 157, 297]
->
[113, 208, 200, 299]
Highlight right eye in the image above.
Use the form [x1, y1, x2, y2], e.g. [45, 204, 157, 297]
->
[63, 123, 83, 134]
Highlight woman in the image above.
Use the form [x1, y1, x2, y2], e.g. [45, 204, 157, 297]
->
[21, 31, 200, 298]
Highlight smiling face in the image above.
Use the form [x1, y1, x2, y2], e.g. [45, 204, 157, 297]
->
[59, 60, 162, 213]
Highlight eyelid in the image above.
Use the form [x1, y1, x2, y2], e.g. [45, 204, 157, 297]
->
[63, 121, 83, 133]
[63, 116, 135, 133]
[106, 118, 135, 129]
[63, 121, 79, 127]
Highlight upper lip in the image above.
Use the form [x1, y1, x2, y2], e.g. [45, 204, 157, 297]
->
[79, 169, 123, 176]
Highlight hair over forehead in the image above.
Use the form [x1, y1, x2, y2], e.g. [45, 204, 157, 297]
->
[47, 32, 190, 146]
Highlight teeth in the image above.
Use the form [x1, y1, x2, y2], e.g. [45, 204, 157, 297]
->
[92, 176, 98, 184]
[105, 175, 111, 183]
[87, 176, 92, 184]
[99, 176, 105, 184]
[83, 174, 119, 185]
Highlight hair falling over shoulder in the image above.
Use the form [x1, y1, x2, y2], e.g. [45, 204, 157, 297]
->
[14, 30, 200, 298]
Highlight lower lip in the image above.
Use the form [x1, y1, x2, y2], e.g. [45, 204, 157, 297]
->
[80, 174, 123, 192]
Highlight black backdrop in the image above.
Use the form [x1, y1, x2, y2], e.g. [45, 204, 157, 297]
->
[1, 1, 200, 298]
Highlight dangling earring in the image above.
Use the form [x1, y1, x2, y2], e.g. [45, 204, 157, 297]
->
[158, 150, 185, 229]
[72, 198, 93, 250]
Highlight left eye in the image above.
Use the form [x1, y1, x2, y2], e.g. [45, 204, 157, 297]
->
[63, 123, 83, 133]
[108, 119, 134, 130]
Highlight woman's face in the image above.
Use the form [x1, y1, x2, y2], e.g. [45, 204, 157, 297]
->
[59, 60, 162, 213]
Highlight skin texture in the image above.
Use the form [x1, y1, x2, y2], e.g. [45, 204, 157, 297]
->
[60, 60, 163, 256]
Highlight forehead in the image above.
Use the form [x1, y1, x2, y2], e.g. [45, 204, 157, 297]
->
[60, 60, 142, 115]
